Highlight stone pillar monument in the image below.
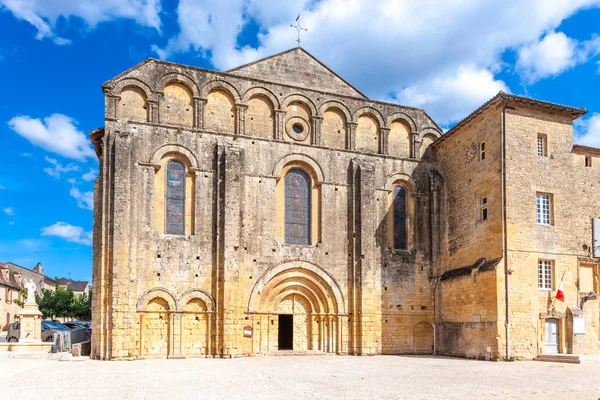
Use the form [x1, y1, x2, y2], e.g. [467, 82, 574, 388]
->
[18, 279, 43, 343]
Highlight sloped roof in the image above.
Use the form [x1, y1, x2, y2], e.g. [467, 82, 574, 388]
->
[433, 92, 587, 147]
[0, 264, 23, 291]
[226, 47, 367, 98]
[57, 278, 89, 292]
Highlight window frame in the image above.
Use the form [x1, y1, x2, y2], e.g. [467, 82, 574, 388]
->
[479, 141, 486, 161]
[165, 159, 186, 235]
[538, 259, 553, 291]
[284, 168, 312, 245]
[392, 184, 408, 250]
[585, 156, 592, 168]
[478, 196, 488, 222]
[536, 193, 553, 225]
[537, 134, 547, 157]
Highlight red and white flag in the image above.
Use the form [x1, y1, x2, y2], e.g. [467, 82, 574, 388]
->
[556, 281, 565, 302]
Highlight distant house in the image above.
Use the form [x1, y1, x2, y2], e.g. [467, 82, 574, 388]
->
[0, 262, 24, 327]
[3, 262, 56, 294]
[56, 278, 90, 297]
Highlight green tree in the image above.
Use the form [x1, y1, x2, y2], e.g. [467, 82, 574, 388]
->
[12, 289, 27, 308]
[33, 288, 92, 320]
[35, 289, 58, 319]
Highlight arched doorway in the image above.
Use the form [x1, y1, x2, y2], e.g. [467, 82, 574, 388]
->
[247, 261, 346, 354]
[414, 322, 434, 354]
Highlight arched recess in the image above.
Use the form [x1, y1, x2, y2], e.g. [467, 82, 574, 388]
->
[153, 150, 196, 235]
[200, 79, 241, 103]
[113, 78, 153, 99]
[386, 174, 417, 251]
[385, 112, 417, 133]
[177, 288, 215, 312]
[413, 322, 434, 354]
[242, 86, 280, 109]
[246, 94, 275, 139]
[272, 154, 325, 183]
[420, 133, 438, 158]
[282, 94, 318, 116]
[117, 85, 148, 123]
[156, 72, 200, 98]
[320, 103, 349, 149]
[137, 288, 177, 312]
[150, 144, 199, 168]
[247, 261, 346, 315]
[352, 106, 385, 126]
[161, 81, 194, 127]
[355, 113, 380, 153]
[388, 119, 412, 158]
[273, 155, 324, 246]
[205, 88, 236, 133]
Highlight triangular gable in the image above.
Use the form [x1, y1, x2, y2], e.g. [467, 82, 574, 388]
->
[227, 47, 367, 98]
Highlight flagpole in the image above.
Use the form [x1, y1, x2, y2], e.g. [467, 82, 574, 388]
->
[551, 270, 567, 309]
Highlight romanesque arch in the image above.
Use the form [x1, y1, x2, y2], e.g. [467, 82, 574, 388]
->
[247, 261, 345, 353]
[137, 288, 175, 358]
[242, 86, 280, 109]
[156, 72, 200, 98]
[137, 288, 177, 311]
[320, 101, 351, 150]
[150, 144, 199, 168]
[200, 79, 241, 103]
[177, 288, 216, 312]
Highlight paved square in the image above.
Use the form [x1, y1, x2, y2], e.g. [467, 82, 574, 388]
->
[2, 355, 600, 399]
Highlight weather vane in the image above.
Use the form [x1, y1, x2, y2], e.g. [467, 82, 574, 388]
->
[290, 14, 307, 47]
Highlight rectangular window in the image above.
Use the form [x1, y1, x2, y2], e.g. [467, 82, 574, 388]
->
[536, 193, 552, 225]
[585, 156, 592, 167]
[478, 197, 488, 221]
[537, 134, 547, 157]
[538, 260, 553, 290]
[479, 141, 486, 161]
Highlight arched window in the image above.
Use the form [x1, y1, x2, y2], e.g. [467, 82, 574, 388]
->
[165, 160, 185, 235]
[285, 169, 311, 245]
[393, 185, 407, 249]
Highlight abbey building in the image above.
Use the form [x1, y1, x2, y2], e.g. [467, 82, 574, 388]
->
[91, 47, 600, 360]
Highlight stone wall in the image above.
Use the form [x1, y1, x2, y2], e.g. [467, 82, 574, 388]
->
[91, 48, 443, 360]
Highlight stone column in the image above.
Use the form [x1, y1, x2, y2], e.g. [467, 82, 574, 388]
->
[106, 93, 119, 120]
[197, 99, 207, 130]
[347, 122, 358, 150]
[380, 127, 390, 155]
[169, 312, 184, 359]
[412, 133, 422, 159]
[147, 99, 159, 123]
[236, 104, 247, 136]
[275, 110, 286, 140]
[311, 116, 323, 146]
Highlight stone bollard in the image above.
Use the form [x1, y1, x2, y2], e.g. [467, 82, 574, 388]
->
[72, 343, 82, 357]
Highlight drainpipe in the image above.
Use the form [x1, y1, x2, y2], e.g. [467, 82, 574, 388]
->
[502, 102, 511, 360]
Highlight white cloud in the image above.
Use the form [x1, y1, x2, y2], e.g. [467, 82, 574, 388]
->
[21, 152, 32, 157]
[41, 222, 92, 246]
[43, 156, 79, 178]
[576, 113, 600, 148]
[3, 207, 14, 216]
[82, 168, 98, 182]
[69, 186, 94, 210]
[394, 65, 509, 127]
[150, 0, 600, 125]
[0, 0, 161, 44]
[516, 32, 600, 83]
[8, 221, 14, 225]
[8, 113, 95, 161]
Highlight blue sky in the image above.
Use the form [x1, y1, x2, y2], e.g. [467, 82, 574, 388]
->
[1, 0, 600, 282]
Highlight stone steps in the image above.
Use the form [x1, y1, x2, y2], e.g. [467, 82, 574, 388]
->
[533, 354, 581, 364]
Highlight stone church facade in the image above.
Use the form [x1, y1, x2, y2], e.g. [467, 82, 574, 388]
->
[91, 48, 600, 360]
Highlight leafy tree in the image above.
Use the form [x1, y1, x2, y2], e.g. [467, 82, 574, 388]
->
[13, 289, 27, 308]
[33, 288, 92, 320]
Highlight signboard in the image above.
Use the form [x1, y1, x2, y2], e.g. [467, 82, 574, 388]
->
[243, 326, 253, 338]
[593, 219, 600, 257]
[574, 317, 586, 334]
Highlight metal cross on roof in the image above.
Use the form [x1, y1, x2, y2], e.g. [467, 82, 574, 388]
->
[290, 14, 307, 47]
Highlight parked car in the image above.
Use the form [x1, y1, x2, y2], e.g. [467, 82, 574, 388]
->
[6, 321, 67, 343]
[63, 320, 91, 330]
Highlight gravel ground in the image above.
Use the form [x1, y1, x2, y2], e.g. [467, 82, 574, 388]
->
[1, 355, 600, 399]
